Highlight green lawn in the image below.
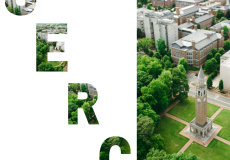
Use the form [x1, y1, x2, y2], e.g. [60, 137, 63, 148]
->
[214, 109, 230, 141]
[154, 116, 189, 154]
[185, 139, 230, 160]
[50, 61, 61, 66]
[42, 55, 61, 66]
[167, 97, 220, 122]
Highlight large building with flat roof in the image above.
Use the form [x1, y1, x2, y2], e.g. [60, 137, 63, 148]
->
[137, 9, 178, 49]
[171, 29, 224, 67]
[220, 51, 230, 91]
[176, 0, 204, 8]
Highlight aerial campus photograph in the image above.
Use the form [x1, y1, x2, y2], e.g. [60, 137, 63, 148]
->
[5, 0, 36, 15]
[36, 23, 68, 72]
[137, 0, 230, 159]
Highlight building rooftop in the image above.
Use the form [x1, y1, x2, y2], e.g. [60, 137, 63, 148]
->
[178, 22, 194, 29]
[198, 67, 205, 79]
[174, 5, 200, 17]
[210, 20, 230, 30]
[172, 30, 222, 50]
[221, 50, 230, 67]
[194, 14, 214, 24]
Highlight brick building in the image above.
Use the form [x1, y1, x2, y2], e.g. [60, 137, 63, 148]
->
[174, 5, 200, 25]
[152, 0, 175, 8]
[194, 12, 214, 29]
[176, 0, 204, 8]
[171, 30, 224, 67]
[210, 20, 230, 37]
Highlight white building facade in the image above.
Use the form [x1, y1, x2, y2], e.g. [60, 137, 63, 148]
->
[220, 51, 230, 91]
[137, 9, 178, 49]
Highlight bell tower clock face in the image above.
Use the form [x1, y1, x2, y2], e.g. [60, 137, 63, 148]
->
[197, 99, 201, 102]
[204, 98, 206, 102]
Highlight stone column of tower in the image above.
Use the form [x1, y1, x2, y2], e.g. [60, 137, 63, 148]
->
[226, 0, 229, 6]
[195, 67, 207, 126]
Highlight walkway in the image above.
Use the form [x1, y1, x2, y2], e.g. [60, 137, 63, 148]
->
[161, 95, 230, 154]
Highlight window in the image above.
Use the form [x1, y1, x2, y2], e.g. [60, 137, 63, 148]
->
[198, 91, 200, 96]
[204, 90, 205, 95]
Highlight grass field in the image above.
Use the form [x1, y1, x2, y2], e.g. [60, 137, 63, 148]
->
[50, 61, 61, 66]
[167, 97, 220, 122]
[214, 109, 230, 141]
[154, 116, 189, 154]
[185, 139, 230, 160]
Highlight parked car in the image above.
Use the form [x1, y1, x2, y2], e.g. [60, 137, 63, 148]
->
[195, 73, 198, 76]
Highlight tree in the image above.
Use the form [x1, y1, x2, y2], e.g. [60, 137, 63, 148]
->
[69, 83, 80, 94]
[149, 50, 154, 57]
[137, 2, 143, 8]
[158, 70, 173, 99]
[178, 57, 188, 71]
[222, 26, 229, 40]
[177, 64, 186, 74]
[7, 7, 13, 13]
[226, 9, 230, 19]
[14, 7, 20, 15]
[212, 17, 216, 25]
[145, 148, 168, 160]
[137, 28, 145, 39]
[157, 38, 167, 57]
[171, 67, 189, 100]
[173, 3, 175, 8]
[219, 79, 224, 91]
[140, 0, 148, 5]
[207, 52, 213, 60]
[153, 52, 162, 59]
[147, 3, 152, 10]
[197, 23, 201, 29]
[218, 48, 225, 55]
[205, 59, 214, 72]
[220, 17, 227, 22]
[216, 9, 224, 19]
[81, 84, 87, 92]
[224, 41, 230, 51]
[157, 5, 161, 10]
[205, 26, 208, 30]
[215, 53, 221, 64]
[140, 79, 169, 113]
[211, 58, 217, 67]
[137, 116, 155, 139]
[164, 60, 172, 70]
[137, 70, 153, 97]
[211, 48, 218, 57]
[137, 38, 155, 53]
[137, 102, 160, 127]
[207, 76, 213, 89]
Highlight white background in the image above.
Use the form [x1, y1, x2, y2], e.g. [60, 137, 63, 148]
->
[0, 0, 136, 159]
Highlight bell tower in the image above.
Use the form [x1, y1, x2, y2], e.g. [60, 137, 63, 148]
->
[195, 67, 207, 126]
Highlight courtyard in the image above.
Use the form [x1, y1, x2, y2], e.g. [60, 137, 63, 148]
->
[154, 96, 230, 159]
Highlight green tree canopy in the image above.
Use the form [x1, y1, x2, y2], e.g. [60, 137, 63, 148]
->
[222, 26, 229, 40]
[157, 38, 167, 57]
[216, 9, 224, 19]
[215, 53, 221, 64]
[224, 41, 230, 51]
[197, 23, 201, 29]
[178, 57, 188, 71]
[207, 76, 213, 88]
[207, 52, 213, 60]
[137, 38, 155, 53]
[218, 48, 225, 55]
[219, 79, 224, 91]
[226, 9, 230, 19]
[140, 79, 169, 113]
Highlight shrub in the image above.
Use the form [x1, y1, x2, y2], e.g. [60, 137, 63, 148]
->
[149, 50, 154, 57]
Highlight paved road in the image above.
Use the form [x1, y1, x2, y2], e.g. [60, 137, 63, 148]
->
[189, 86, 230, 108]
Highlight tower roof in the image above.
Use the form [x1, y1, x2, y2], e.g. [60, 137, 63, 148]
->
[198, 67, 205, 79]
